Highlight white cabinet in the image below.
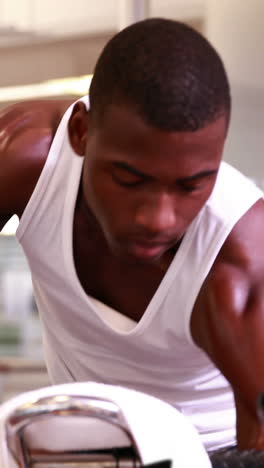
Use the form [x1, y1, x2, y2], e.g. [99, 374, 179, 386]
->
[0, 0, 205, 36]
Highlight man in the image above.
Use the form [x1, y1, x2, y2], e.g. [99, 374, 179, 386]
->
[0, 17, 264, 460]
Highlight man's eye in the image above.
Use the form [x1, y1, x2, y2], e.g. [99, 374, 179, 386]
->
[112, 171, 144, 187]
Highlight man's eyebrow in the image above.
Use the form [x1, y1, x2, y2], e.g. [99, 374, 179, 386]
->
[178, 169, 218, 183]
[112, 161, 218, 182]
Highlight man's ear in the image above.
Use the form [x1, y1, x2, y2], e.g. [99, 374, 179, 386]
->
[68, 101, 90, 156]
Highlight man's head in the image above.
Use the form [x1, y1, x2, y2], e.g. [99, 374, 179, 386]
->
[89, 17, 231, 131]
[69, 18, 230, 264]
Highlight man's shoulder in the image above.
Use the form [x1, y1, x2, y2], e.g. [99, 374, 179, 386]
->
[217, 196, 264, 273]
[191, 197, 264, 348]
[0, 99, 75, 145]
[0, 99, 74, 220]
[0, 99, 73, 129]
[208, 162, 262, 216]
[204, 197, 264, 309]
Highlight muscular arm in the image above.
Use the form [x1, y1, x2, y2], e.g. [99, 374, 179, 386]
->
[0, 98, 74, 225]
[191, 197, 264, 449]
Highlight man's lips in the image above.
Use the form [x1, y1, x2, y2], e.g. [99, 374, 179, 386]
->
[127, 239, 174, 258]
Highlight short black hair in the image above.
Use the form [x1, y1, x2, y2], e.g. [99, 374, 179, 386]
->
[89, 18, 231, 132]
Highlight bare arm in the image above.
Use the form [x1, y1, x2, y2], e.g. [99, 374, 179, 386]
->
[191, 197, 264, 449]
[0, 99, 74, 223]
[0, 99, 76, 327]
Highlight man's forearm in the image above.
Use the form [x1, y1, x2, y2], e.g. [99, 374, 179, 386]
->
[235, 393, 264, 450]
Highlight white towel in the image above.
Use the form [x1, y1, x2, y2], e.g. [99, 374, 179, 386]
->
[0, 381, 211, 468]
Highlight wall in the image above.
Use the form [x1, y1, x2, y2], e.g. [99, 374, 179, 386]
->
[0, 0, 205, 34]
[206, 0, 264, 90]
[205, 0, 264, 182]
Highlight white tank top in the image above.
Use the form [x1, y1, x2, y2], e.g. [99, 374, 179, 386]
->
[16, 98, 263, 451]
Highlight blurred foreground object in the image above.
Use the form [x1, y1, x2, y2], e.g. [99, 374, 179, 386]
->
[0, 381, 211, 468]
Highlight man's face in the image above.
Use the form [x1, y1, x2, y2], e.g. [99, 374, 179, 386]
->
[81, 104, 227, 263]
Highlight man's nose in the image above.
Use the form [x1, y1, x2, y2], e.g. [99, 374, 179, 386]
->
[135, 193, 177, 235]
